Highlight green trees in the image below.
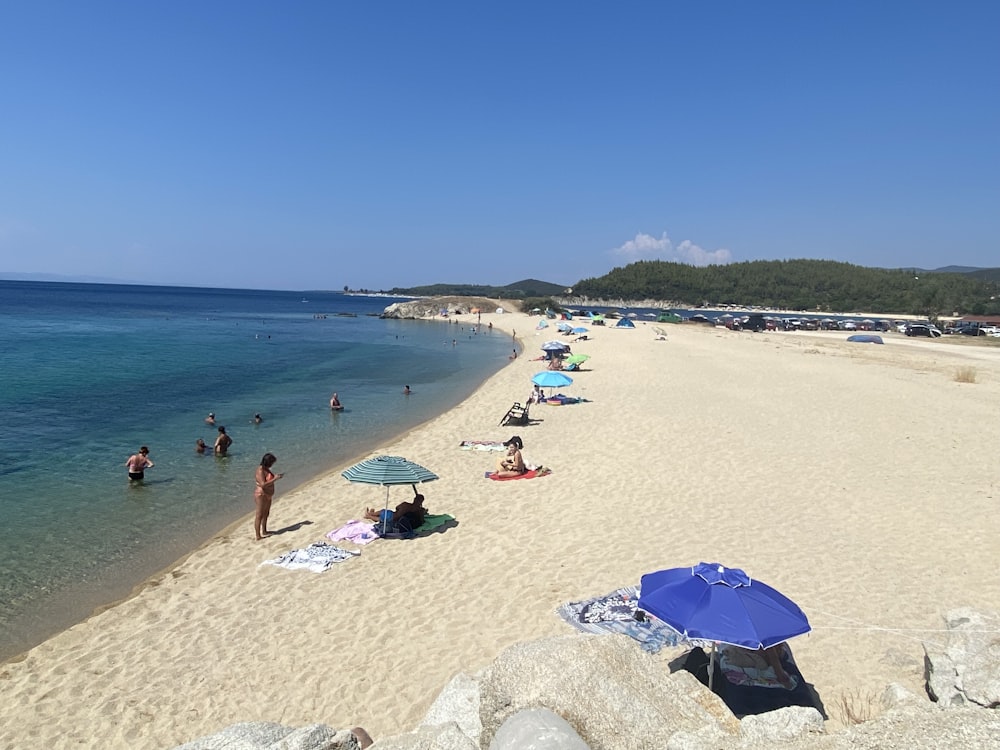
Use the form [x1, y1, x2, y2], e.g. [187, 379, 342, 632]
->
[571, 260, 1000, 315]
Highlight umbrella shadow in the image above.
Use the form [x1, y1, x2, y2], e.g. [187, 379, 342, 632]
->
[669, 646, 828, 720]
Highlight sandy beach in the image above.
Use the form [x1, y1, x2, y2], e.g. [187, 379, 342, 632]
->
[3, 310, 1000, 748]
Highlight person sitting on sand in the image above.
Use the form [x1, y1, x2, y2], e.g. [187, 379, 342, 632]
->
[364, 493, 428, 531]
[494, 439, 526, 478]
[721, 643, 795, 689]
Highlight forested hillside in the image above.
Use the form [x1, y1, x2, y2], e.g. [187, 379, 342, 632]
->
[571, 260, 1000, 315]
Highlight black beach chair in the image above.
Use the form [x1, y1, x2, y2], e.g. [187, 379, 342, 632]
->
[499, 402, 530, 427]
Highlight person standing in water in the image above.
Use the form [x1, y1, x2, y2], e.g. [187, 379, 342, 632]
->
[125, 446, 154, 482]
[215, 425, 233, 456]
[254, 452, 284, 540]
[329, 392, 343, 410]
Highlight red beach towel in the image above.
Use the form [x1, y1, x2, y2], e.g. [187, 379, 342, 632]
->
[486, 468, 550, 481]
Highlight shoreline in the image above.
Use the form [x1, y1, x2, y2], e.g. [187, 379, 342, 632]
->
[4, 310, 1000, 748]
[0, 309, 524, 666]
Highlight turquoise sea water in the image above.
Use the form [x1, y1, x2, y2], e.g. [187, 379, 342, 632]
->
[0, 281, 513, 661]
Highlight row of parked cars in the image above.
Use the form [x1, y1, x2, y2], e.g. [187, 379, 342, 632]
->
[943, 323, 1000, 337]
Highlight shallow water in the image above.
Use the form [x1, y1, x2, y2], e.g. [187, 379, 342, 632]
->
[0, 281, 512, 660]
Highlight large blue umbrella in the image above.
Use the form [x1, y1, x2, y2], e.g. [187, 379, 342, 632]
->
[532, 371, 574, 389]
[342, 456, 438, 533]
[638, 562, 811, 689]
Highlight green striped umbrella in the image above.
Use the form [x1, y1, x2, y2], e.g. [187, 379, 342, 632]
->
[342, 456, 438, 533]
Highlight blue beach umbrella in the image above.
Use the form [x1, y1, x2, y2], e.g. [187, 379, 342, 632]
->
[532, 371, 574, 389]
[638, 562, 811, 690]
[342, 456, 438, 534]
[571, 326, 589, 334]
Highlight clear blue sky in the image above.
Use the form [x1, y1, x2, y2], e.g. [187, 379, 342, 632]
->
[1, 1, 997, 291]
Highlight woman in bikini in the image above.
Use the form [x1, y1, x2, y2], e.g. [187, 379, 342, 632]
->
[495, 442, 526, 478]
[253, 452, 284, 540]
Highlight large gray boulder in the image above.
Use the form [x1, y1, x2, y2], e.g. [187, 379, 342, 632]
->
[173, 722, 360, 750]
[369, 723, 477, 750]
[421, 673, 483, 742]
[739, 706, 825, 743]
[476, 634, 739, 750]
[924, 608, 1000, 708]
[488, 709, 591, 750]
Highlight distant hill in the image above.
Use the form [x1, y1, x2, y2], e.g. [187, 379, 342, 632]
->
[570, 259, 1000, 316]
[387, 278, 567, 299]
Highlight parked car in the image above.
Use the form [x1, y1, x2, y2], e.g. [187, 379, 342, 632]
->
[905, 324, 942, 338]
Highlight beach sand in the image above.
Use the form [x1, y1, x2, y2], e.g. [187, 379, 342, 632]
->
[3, 313, 1000, 748]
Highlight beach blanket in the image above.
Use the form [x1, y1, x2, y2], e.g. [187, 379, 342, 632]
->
[486, 468, 551, 481]
[325, 519, 379, 545]
[379, 513, 456, 539]
[260, 542, 360, 573]
[459, 440, 506, 452]
[557, 585, 680, 654]
[719, 647, 799, 690]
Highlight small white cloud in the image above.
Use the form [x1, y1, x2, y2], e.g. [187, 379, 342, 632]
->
[674, 239, 732, 266]
[611, 230, 731, 267]
[612, 231, 672, 259]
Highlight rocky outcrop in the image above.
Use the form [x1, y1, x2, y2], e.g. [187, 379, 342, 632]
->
[176, 617, 1000, 750]
[924, 608, 1000, 708]
[173, 722, 362, 749]
[380, 297, 514, 320]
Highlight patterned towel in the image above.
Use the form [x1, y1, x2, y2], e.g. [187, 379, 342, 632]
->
[459, 440, 506, 452]
[261, 542, 360, 573]
[557, 585, 680, 654]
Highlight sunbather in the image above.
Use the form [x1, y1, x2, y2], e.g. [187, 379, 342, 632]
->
[364, 493, 428, 530]
[495, 440, 526, 477]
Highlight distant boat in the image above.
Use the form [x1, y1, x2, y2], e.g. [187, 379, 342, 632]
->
[301, 298, 309, 303]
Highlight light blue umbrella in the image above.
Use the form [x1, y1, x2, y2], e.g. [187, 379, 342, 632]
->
[571, 326, 589, 334]
[342, 456, 438, 534]
[532, 371, 574, 389]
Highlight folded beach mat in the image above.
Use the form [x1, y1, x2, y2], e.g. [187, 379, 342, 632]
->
[486, 468, 551, 481]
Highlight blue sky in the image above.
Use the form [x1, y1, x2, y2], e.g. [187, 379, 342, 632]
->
[1, 1, 997, 291]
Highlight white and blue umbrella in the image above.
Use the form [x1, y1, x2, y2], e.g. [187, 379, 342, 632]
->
[541, 340, 571, 351]
[342, 456, 438, 533]
[532, 371, 574, 389]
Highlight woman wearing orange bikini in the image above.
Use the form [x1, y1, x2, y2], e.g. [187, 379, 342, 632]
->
[253, 453, 284, 540]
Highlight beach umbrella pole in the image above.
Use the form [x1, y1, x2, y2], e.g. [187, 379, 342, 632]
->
[709, 643, 717, 692]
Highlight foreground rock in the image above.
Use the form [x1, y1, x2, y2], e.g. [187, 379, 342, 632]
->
[178, 629, 1000, 750]
[924, 608, 1000, 709]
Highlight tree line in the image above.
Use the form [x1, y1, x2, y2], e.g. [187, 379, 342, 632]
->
[570, 260, 1000, 316]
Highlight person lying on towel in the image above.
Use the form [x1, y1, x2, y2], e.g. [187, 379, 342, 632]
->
[364, 493, 428, 531]
[495, 440, 526, 478]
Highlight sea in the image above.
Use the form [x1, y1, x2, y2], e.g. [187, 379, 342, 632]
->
[0, 281, 515, 662]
